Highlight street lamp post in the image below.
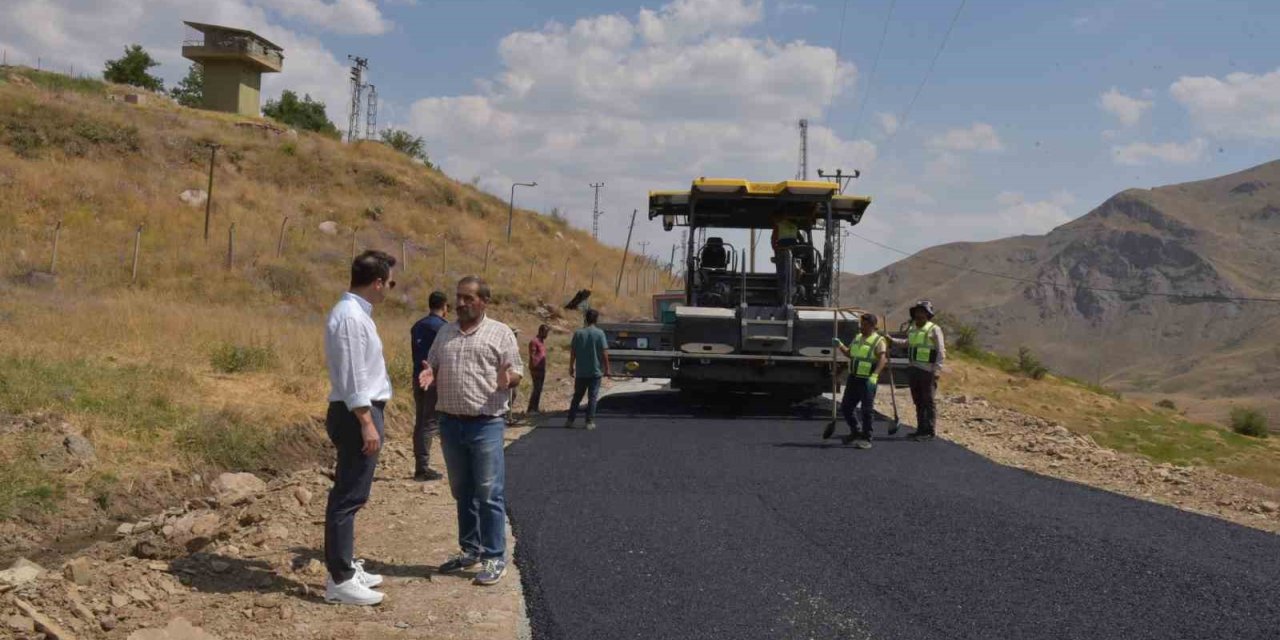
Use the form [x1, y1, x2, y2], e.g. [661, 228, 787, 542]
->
[507, 181, 537, 242]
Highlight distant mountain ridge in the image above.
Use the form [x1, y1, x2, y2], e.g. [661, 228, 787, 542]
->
[840, 160, 1280, 424]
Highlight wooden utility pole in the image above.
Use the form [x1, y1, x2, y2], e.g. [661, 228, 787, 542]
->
[615, 209, 637, 296]
[203, 144, 219, 243]
[49, 220, 62, 274]
[226, 223, 236, 269]
[276, 216, 289, 258]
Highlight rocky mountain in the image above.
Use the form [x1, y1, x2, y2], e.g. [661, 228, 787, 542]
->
[840, 160, 1280, 424]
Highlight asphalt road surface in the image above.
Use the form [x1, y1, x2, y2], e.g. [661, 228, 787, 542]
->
[505, 387, 1280, 640]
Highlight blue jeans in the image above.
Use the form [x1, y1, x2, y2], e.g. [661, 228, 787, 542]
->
[840, 376, 877, 437]
[568, 376, 602, 423]
[440, 415, 507, 560]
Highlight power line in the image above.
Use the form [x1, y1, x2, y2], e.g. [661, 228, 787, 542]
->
[877, 0, 967, 159]
[849, 0, 898, 142]
[847, 231, 1280, 304]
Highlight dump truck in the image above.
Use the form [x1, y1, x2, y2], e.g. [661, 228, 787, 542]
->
[601, 178, 907, 401]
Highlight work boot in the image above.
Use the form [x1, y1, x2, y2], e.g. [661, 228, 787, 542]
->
[585, 421, 597, 431]
[907, 432, 935, 442]
[414, 468, 443, 482]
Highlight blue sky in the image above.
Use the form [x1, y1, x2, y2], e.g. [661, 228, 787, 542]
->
[3, 0, 1278, 272]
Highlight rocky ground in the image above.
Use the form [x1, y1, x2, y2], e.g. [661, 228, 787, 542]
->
[0, 422, 540, 640]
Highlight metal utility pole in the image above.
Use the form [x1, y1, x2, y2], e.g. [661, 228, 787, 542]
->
[346, 56, 368, 143]
[507, 182, 537, 242]
[796, 118, 809, 180]
[637, 240, 650, 262]
[589, 182, 605, 239]
[615, 209, 637, 296]
[203, 143, 219, 243]
[365, 84, 378, 140]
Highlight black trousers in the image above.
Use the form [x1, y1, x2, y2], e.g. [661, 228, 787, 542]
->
[527, 368, 546, 413]
[413, 385, 440, 474]
[324, 401, 384, 583]
[907, 367, 938, 435]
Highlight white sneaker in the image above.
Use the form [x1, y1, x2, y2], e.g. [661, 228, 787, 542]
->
[324, 576, 385, 605]
[353, 559, 383, 588]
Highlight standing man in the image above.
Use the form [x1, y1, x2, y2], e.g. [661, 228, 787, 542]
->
[566, 309, 610, 430]
[527, 324, 550, 414]
[410, 291, 449, 482]
[888, 300, 946, 441]
[322, 250, 395, 606]
[418, 276, 523, 586]
[770, 212, 801, 305]
[829, 314, 888, 449]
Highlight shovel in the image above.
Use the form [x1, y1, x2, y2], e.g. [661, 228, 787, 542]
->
[884, 312, 902, 435]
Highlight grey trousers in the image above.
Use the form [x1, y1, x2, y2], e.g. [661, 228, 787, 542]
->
[413, 385, 440, 474]
[324, 401, 384, 583]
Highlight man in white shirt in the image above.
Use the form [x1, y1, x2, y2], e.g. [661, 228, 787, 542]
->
[322, 250, 396, 605]
[418, 276, 524, 586]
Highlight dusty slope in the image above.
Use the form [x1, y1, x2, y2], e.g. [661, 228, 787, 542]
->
[0, 65, 662, 559]
[841, 160, 1280, 425]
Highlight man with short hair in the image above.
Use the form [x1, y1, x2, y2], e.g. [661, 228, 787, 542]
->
[410, 291, 449, 481]
[830, 314, 888, 449]
[888, 300, 946, 441]
[566, 309, 610, 430]
[418, 276, 523, 586]
[322, 250, 395, 606]
[527, 324, 551, 414]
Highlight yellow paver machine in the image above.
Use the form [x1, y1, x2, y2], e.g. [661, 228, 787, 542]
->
[601, 178, 907, 402]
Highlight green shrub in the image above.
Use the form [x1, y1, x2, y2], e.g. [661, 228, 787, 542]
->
[1230, 407, 1269, 438]
[1017, 346, 1049, 380]
[1155, 399, 1177, 411]
[259, 263, 313, 299]
[177, 410, 272, 469]
[210, 343, 276, 374]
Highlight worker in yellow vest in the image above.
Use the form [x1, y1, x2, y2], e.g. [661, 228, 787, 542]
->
[829, 314, 888, 449]
[770, 213, 801, 305]
[888, 300, 946, 441]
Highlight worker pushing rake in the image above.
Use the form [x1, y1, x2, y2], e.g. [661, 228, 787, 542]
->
[822, 310, 894, 448]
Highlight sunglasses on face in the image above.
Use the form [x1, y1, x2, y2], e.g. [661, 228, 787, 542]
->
[380, 278, 396, 289]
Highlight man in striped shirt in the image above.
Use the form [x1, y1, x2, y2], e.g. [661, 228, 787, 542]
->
[418, 275, 524, 586]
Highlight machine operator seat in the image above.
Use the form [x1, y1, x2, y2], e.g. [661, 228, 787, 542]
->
[700, 237, 729, 270]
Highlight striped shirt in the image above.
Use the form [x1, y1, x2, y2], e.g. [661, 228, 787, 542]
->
[426, 316, 524, 417]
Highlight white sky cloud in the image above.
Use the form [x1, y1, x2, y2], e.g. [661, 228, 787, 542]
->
[775, 1, 817, 14]
[876, 112, 899, 135]
[1111, 138, 1207, 166]
[256, 0, 391, 35]
[0, 0, 371, 123]
[1098, 87, 1153, 127]
[408, 0, 869, 253]
[993, 190, 1076, 233]
[1170, 68, 1280, 140]
[927, 122, 1004, 152]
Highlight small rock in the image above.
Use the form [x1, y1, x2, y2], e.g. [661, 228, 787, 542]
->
[100, 615, 119, 631]
[254, 594, 282, 609]
[64, 557, 94, 586]
[133, 520, 154, 534]
[279, 606, 294, 621]
[395, 621, 411, 629]
[953, 395, 970, 404]
[189, 513, 221, 538]
[178, 189, 209, 208]
[0, 557, 43, 588]
[6, 615, 35, 633]
[318, 221, 340, 236]
[111, 593, 133, 608]
[304, 559, 324, 576]
[209, 560, 230, 573]
[210, 472, 267, 506]
[127, 616, 220, 640]
[63, 433, 97, 462]
[133, 540, 162, 560]
[1260, 501, 1279, 514]
[264, 524, 289, 540]
[13, 596, 77, 640]
[128, 588, 152, 603]
[292, 486, 313, 506]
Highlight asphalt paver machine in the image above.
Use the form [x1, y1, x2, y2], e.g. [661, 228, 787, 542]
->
[602, 178, 894, 401]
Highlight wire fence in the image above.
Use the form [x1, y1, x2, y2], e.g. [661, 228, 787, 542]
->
[1, 49, 102, 82]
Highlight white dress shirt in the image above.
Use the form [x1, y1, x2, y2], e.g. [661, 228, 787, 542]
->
[326, 292, 393, 411]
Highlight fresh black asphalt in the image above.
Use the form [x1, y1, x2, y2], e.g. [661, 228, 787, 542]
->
[505, 389, 1280, 640]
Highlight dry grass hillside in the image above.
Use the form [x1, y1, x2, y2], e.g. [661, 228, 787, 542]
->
[0, 65, 667, 558]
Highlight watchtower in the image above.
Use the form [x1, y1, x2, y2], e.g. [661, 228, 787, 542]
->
[181, 21, 284, 116]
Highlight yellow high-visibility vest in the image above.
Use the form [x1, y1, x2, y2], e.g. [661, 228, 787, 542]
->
[776, 218, 799, 241]
[908, 321, 939, 364]
[849, 333, 883, 378]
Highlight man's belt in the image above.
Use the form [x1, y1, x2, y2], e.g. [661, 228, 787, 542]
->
[441, 412, 500, 421]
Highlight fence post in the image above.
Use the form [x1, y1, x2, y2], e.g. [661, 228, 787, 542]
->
[590, 262, 597, 289]
[560, 256, 570, 294]
[401, 239, 408, 271]
[226, 223, 236, 270]
[528, 260, 535, 288]
[351, 228, 358, 260]
[482, 240, 492, 276]
[276, 216, 288, 257]
[442, 241, 448, 277]
[49, 220, 62, 274]
[130, 224, 143, 283]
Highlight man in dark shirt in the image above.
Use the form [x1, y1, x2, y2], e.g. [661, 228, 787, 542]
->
[567, 309, 610, 430]
[410, 291, 449, 481]
[527, 324, 550, 414]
